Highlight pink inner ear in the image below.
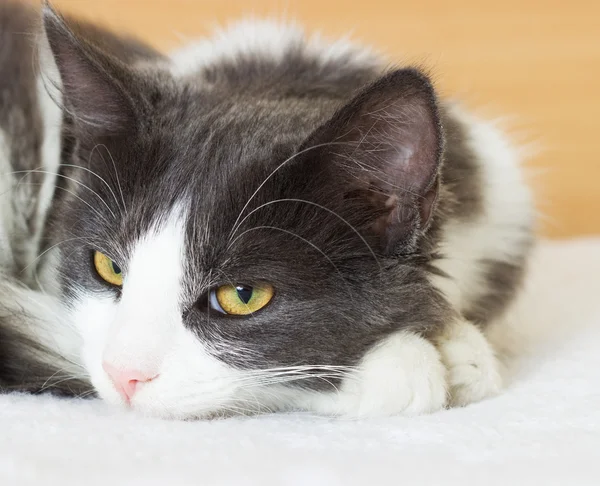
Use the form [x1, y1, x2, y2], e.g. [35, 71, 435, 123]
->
[299, 68, 442, 254]
[372, 175, 440, 253]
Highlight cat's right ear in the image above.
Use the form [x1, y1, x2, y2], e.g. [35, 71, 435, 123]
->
[41, 3, 140, 135]
[298, 68, 444, 256]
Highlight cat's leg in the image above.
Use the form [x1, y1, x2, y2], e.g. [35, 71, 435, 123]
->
[305, 331, 449, 418]
[433, 318, 502, 407]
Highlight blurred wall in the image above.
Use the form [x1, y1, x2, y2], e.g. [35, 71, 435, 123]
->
[54, 0, 600, 238]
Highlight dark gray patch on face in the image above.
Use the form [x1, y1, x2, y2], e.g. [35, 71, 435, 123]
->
[39, 8, 166, 260]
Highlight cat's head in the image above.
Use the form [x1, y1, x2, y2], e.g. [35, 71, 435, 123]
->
[42, 7, 447, 418]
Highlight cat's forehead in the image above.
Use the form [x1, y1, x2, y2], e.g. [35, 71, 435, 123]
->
[125, 90, 335, 215]
[162, 90, 334, 152]
[84, 75, 356, 271]
[91, 115, 302, 267]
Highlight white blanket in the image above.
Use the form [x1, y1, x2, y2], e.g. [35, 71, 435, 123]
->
[2, 239, 599, 485]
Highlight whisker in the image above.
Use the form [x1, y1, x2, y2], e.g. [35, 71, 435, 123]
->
[38, 374, 87, 393]
[75, 389, 98, 399]
[60, 162, 121, 213]
[228, 197, 381, 271]
[9, 181, 111, 225]
[227, 225, 353, 293]
[9, 169, 116, 219]
[93, 144, 127, 216]
[334, 152, 425, 200]
[229, 140, 364, 239]
[18, 236, 90, 277]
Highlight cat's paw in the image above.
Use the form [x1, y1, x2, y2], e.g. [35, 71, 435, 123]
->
[334, 331, 448, 418]
[435, 319, 502, 407]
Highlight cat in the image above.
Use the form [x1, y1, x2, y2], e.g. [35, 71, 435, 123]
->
[0, 1, 534, 419]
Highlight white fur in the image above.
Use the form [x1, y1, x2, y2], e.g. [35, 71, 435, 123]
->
[0, 34, 64, 284]
[102, 212, 187, 370]
[0, 31, 77, 380]
[297, 332, 448, 418]
[431, 106, 534, 312]
[36, 34, 63, 240]
[170, 19, 379, 77]
[4, 32, 63, 284]
[435, 319, 502, 406]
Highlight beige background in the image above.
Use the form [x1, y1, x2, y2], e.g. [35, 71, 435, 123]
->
[53, 0, 600, 239]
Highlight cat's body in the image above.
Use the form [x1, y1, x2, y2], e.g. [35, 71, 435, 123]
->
[0, 1, 533, 418]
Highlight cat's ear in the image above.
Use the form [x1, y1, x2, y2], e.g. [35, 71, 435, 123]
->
[301, 68, 443, 255]
[41, 4, 139, 135]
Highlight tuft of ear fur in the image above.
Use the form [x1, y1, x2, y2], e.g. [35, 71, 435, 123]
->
[41, 3, 140, 135]
[302, 68, 443, 255]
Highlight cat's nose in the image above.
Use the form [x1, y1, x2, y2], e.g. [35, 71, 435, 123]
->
[102, 362, 158, 403]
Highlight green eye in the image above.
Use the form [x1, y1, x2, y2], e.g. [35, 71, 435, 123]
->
[210, 284, 274, 315]
[93, 251, 123, 286]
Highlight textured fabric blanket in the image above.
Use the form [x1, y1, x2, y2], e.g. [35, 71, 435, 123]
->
[1, 238, 599, 486]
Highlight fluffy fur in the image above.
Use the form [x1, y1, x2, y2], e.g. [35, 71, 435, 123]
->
[0, 1, 534, 419]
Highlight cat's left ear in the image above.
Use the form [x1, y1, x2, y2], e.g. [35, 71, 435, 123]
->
[41, 4, 142, 135]
[301, 68, 443, 255]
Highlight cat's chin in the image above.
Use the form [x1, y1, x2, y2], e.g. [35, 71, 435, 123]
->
[92, 373, 267, 420]
[96, 388, 236, 420]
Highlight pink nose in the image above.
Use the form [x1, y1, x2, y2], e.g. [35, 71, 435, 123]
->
[102, 362, 157, 403]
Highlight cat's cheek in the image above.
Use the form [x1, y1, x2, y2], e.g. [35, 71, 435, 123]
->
[70, 293, 244, 416]
[129, 339, 248, 419]
[67, 293, 123, 404]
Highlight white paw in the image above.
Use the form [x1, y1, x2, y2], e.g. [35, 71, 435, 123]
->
[333, 331, 448, 418]
[435, 319, 503, 407]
